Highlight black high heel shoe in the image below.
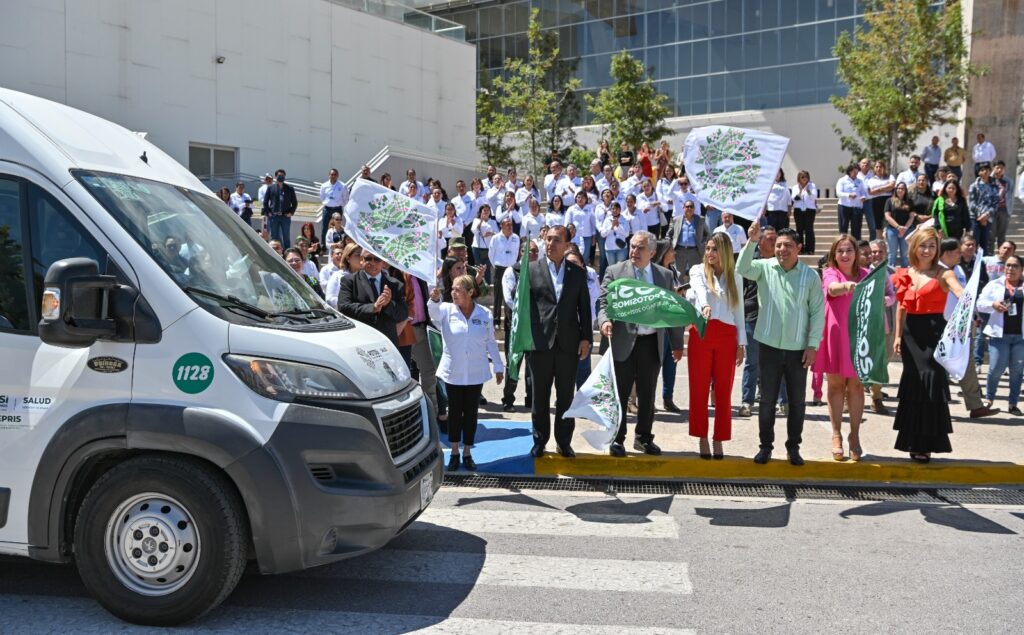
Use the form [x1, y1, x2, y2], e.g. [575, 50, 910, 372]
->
[462, 455, 477, 471]
[447, 453, 460, 471]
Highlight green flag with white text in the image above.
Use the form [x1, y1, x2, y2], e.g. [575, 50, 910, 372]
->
[606, 278, 706, 337]
[849, 264, 889, 385]
[506, 245, 534, 381]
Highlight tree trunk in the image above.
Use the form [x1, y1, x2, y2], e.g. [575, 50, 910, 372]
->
[889, 124, 899, 173]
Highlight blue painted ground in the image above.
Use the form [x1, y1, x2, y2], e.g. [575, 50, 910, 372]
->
[440, 419, 535, 474]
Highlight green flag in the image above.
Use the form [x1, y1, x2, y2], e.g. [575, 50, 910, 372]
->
[426, 326, 443, 368]
[506, 244, 534, 381]
[606, 278, 706, 337]
[849, 264, 889, 385]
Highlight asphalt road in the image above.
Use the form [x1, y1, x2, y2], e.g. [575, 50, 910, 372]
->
[1, 486, 1022, 633]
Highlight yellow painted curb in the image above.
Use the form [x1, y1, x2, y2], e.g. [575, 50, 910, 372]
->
[535, 455, 1024, 486]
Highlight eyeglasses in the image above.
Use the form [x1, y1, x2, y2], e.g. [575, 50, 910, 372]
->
[362, 255, 381, 263]
[1006, 263, 1022, 269]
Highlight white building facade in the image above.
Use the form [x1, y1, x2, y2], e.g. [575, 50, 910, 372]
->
[0, 0, 478, 183]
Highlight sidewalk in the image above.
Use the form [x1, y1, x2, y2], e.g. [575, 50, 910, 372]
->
[446, 358, 1024, 487]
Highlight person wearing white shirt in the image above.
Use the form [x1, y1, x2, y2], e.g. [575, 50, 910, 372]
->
[623, 195, 646, 236]
[836, 163, 868, 240]
[520, 199, 546, 242]
[489, 217, 520, 328]
[566, 250, 600, 388]
[543, 160, 575, 200]
[594, 190, 614, 227]
[398, 169, 425, 198]
[565, 191, 596, 261]
[595, 164, 616, 193]
[656, 165, 679, 216]
[319, 168, 349, 240]
[976, 255, 1024, 414]
[429, 187, 448, 219]
[437, 203, 464, 257]
[318, 244, 345, 289]
[229, 182, 253, 224]
[471, 206, 499, 282]
[496, 191, 524, 233]
[484, 175, 506, 215]
[620, 166, 644, 199]
[505, 167, 523, 193]
[515, 175, 540, 210]
[686, 231, 746, 459]
[256, 174, 272, 217]
[545, 194, 568, 228]
[713, 213, 748, 254]
[428, 276, 504, 472]
[972, 133, 997, 178]
[599, 202, 630, 265]
[895, 155, 924, 190]
[566, 164, 583, 190]
[921, 136, 942, 184]
[324, 243, 363, 308]
[668, 175, 702, 219]
[790, 170, 818, 254]
[764, 170, 793, 230]
[636, 178, 663, 236]
[452, 179, 476, 227]
[866, 160, 896, 240]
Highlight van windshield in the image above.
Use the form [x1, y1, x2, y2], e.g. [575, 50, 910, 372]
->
[75, 171, 335, 323]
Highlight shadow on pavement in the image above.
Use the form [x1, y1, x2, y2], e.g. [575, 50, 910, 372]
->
[694, 503, 792, 528]
[564, 495, 674, 523]
[840, 502, 1017, 535]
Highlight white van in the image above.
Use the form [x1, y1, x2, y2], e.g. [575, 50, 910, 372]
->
[0, 88, 441, 625]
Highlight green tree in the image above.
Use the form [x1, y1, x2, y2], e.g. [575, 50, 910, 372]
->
[475, 73, 514, 169]
[490, 8, 580, 177]
[831, 0, 984, 169]
[536, 28, 582, 167]
[585, 50, 672, 151]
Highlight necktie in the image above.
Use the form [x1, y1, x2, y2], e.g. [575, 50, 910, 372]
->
[370, 275, 379, 297]
[635, 267, 645, 282]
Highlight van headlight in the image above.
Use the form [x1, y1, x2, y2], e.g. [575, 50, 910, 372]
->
[223, 355, 364, 401]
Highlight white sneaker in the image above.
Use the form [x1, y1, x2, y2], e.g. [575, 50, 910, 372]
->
[776, 403, 788, 416]
[738, 403, 752, 417]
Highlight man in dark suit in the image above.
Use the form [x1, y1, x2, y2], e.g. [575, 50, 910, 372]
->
[597, 230, 685, 456]
[337, 250, 408, 346]
[527, 225, 592, 458]
[665, 200, 709, 285]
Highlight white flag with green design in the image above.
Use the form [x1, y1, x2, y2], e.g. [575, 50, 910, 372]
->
[565, 352, 621, 451]
[344, 181, 441, 284]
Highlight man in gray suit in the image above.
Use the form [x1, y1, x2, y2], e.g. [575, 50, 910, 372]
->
[597, 231, 686, 456]
[665, 200, 709, 285]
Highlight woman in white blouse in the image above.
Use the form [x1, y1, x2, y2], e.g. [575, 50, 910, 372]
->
[599, 201, 630, 265]
[514, 175, 540, 210]
[546, 194, 567, 227]
[687, 232, 746, 459]
[471, 204, 499, 282]
[498, 190, 523, 234]
[520, 198, 546, 243]
[791, 170, 818, 254]
[429, 275, 504, 472]
[437, 202, 464, 259]
[765, 169, 793, 231]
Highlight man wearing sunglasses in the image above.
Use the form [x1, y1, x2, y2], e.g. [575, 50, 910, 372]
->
[337, 251, 408, 346]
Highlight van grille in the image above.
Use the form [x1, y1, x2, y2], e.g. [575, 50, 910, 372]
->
[381, 402, 424, 460]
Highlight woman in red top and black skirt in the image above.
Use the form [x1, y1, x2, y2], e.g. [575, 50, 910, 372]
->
[891, 227, 955, 462]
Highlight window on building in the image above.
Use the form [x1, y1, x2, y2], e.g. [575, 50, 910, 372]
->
[188, 144, 237, 179]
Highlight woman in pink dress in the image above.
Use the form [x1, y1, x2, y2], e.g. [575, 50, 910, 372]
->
[813, 235, 869, 461]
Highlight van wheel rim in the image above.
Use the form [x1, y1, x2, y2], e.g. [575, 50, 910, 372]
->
[104, 493, 201, 596]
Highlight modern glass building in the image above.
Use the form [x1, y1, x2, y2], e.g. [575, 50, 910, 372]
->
[422, 0, 866, 123]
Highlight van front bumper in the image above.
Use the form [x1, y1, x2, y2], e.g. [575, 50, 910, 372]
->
[224, 384, 442, 574]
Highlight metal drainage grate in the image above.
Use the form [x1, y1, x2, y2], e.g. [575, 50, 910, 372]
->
[442, 474, 1024, 505]
[936, 488, 1024, 506]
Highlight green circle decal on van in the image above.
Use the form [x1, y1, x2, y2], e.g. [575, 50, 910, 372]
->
[172, 353, 214, 394]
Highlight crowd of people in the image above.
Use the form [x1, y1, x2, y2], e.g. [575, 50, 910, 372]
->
[222, 132, 1019, 470]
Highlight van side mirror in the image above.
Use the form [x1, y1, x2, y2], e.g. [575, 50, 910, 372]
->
[38, 258, 119, 348]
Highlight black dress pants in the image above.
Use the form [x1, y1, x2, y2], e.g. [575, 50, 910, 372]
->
[528, 348, 579, 447]
[447, 383, 483, 446]
[757, 344, 807, 452]
[613, 334, 660, 444]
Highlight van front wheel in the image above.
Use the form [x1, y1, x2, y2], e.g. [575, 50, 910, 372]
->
[73, 455, 248, 626]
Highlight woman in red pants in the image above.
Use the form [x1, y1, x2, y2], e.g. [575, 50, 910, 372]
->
[687, 232, 746, 459]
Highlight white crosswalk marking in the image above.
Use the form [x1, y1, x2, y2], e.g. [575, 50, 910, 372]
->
[0, 597, 697, 634]
[301, 549, 693, 594]
[418, 507, 680, 538]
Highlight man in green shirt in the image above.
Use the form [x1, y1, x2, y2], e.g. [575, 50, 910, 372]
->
[736, 223, 825, 466]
